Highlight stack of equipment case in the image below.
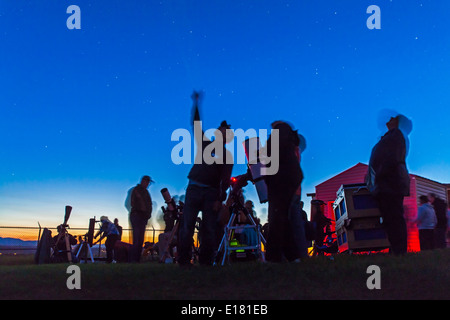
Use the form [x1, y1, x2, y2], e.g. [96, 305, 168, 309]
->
[333, 183, 390, 253]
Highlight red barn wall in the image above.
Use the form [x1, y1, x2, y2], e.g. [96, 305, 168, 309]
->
[405, 176, 419, 252]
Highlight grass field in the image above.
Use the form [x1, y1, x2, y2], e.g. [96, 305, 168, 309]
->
[0, 250, 449, 300]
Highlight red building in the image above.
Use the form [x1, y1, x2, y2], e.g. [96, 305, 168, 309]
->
[309, 163, 449, 252]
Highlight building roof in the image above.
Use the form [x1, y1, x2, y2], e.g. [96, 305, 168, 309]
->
[315, 162, 448, 200]
[312, 162, 448, 253]
[315, 163, 368, 203]
[316, 162, 368, 189]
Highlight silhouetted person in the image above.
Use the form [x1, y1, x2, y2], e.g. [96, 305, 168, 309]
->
[310, 199, 330, 253]
[129, 175, 153, 262]
[94, 216, 120, 263]
[299, 201, 313, 247]
[52, 225, 77, 262]
[178, 91, 233, 267]
[366, 112, 412, 255]
[244, 200, 256, 221]
[415, 195, 437, 251]
[264, 121, 306, 262]
[428, 193, 448, 249]
[299, 201, 308, 222]
[114, 218, 123, 241]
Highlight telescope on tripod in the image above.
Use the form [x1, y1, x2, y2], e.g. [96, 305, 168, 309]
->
[215, 137, 268, 266]
[215, 174, 267, 266]
[75, 217, 98, 263]
[158, 188, 184, 263]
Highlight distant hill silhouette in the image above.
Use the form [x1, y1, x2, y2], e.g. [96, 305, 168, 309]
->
[0, 237, 37, 247]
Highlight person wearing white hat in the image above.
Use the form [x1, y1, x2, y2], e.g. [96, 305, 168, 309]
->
[366, 111, 412, 255]
[94, 216, 120, 263]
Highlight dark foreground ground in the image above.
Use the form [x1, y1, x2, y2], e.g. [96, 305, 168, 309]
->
[0, 249, 449, 300]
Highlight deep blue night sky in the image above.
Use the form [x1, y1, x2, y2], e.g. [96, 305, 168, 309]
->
[1, 0, 449, 229]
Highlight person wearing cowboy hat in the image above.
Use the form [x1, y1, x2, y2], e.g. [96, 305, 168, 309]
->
[366, 110, 412, 255]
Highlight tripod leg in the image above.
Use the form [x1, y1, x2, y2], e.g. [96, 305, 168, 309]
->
[214, 233, 227, 266]
[246, 213, 265, 242]
[87, 244, 94, 263]
[221, 237, 228, 266]
[159, 222, 179, 263]
[225, 213, 237, 243]
[76, 243, 83, 258]
[220, 212, 237, 266]
[245, 211, 267, 262]
[216, 234, 225, 254]
[65, 235, 72, 262]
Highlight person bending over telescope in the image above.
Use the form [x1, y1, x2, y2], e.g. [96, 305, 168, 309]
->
[94, 216, 120, 263]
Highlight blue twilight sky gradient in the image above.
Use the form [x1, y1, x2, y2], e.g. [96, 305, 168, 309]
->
[1, 0, 450, 230]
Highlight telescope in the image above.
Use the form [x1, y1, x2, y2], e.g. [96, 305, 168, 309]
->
[158, 188, 184, 263]
[61, 205, 72, 228]
[53, 205, 74, 262]
[229, 137, 268, 204]
[75, 216, 97, 263]
[161, 188, 177, 212]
